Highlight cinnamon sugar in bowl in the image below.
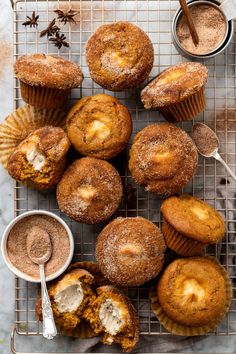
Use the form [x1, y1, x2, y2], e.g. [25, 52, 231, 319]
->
[1, 210, 74, 283]
[172, 0, 233, 59]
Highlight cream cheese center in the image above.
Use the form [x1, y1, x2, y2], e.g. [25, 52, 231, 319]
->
[54, 281, 84, 313]
[26, 147, 46, 171]
[99, 299, 124, 336]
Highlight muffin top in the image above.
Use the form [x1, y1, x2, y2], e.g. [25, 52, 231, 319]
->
[7, 126, 70, 190]
[84, 285, 139, 352]
[86, 21, 154, 91]
[141, 62, 208, 109]
[14, 54, 84, 89]
[67, 94, 132, 159]
[161, 195, 225, 243]
[56, 157, 123, 224]
[96, 217, 166, 286]
[129, 124, 198, 196]
[157, 257, 231, 328]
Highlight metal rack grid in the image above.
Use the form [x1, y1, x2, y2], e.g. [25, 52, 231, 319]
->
[10, 0, 236, 352]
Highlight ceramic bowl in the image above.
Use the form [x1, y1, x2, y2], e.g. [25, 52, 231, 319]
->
[1, 210, 74, 283]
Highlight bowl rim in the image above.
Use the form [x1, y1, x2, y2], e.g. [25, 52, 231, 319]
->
[1, 210, 74, 283]
[172, 0, 233, 59]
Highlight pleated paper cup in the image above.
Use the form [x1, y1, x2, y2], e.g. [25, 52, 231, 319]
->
[162, 219, 205, 256]
[59, 319, 96, 339]
[20, 81, 71, 110]
[150, 257, 232, 336]
[0, 104, 66, 168]
[159, 87, 206, 122]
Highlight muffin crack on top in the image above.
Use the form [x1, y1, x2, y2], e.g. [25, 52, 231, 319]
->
[129, 123, 198, 196]
[86, 21, 154, 91]
[14, 54, 84, 89]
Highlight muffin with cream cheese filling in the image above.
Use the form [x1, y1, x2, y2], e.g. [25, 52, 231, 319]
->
[161, 194, 225, 256]
[84, 285, 139, 352]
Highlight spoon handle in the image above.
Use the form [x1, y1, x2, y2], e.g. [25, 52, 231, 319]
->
[214, 152, 236, 181]
[179, 0, 199, 45]
[39, 264, 57, 340]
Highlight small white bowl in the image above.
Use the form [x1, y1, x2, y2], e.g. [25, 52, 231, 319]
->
[1, 210, 74, 283]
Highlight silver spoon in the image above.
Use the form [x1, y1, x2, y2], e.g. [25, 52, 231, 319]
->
[27, 226, 57, 340]
[192, 123, 236, 181]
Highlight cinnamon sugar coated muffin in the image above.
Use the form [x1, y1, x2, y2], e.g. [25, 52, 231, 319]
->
[84, 285, 139, 352]
[35, 268, 96, 332]
[161, 195, 225, 256]
[129, 124, 198, 196]
[56, 157, 123, 224]
[14, 54, 83, 109]
[96, 217, 166, 286]
[141, 62, 208, 122]
[152, 257, 232, 335]
[67, 94, 132, 159]
[86, 22, 154, 91]
[7, 126, 70, 190]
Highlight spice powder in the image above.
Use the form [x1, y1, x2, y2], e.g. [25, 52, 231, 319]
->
[176, 4, 227, 55]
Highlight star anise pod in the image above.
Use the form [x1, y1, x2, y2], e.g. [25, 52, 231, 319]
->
[22, 11, 39, 28]
[49, 32, 69, 49]
[40, 18, 60, 38]
[54, 7, 78, 24]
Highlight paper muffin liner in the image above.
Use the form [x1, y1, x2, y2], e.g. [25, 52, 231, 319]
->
[150, 256, 232, 336]
[20, 81, 71, 109]
[162, 219, 205, 256]
[0, 104, 66, 168]
[59, 319, 96, 339]
[159, 87, 206, 122]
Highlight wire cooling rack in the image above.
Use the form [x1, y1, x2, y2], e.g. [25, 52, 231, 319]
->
[10, 0, 236, 352]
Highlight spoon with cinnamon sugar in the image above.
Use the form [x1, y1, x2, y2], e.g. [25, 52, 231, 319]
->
[27, 226, 57, 339]
[192, 123, 236, 181]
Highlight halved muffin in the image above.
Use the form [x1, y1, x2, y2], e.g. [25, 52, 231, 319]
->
[141, 62, 208, 122]
[7, 126, 70, 190]
[83, 285, 139, 352]
[35, 268, 96, 332]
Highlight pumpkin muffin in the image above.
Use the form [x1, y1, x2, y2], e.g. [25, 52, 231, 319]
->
[14, 54, 83, 109]
[67, 94, 132, 159]
[84, 285, 139, 352]
[150, 257, 232, 336]
[86, 22, 154, 91]
[96, 217, 166, 286]
[0, 105, 66, 169]
[161, 195, 225, 256]
[56, 157, 123, 224]
[35, 268, 96, 333]
[129, 124, 198, 196]
[141, 62, 208, 122]
[7, 126, 70, 190]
